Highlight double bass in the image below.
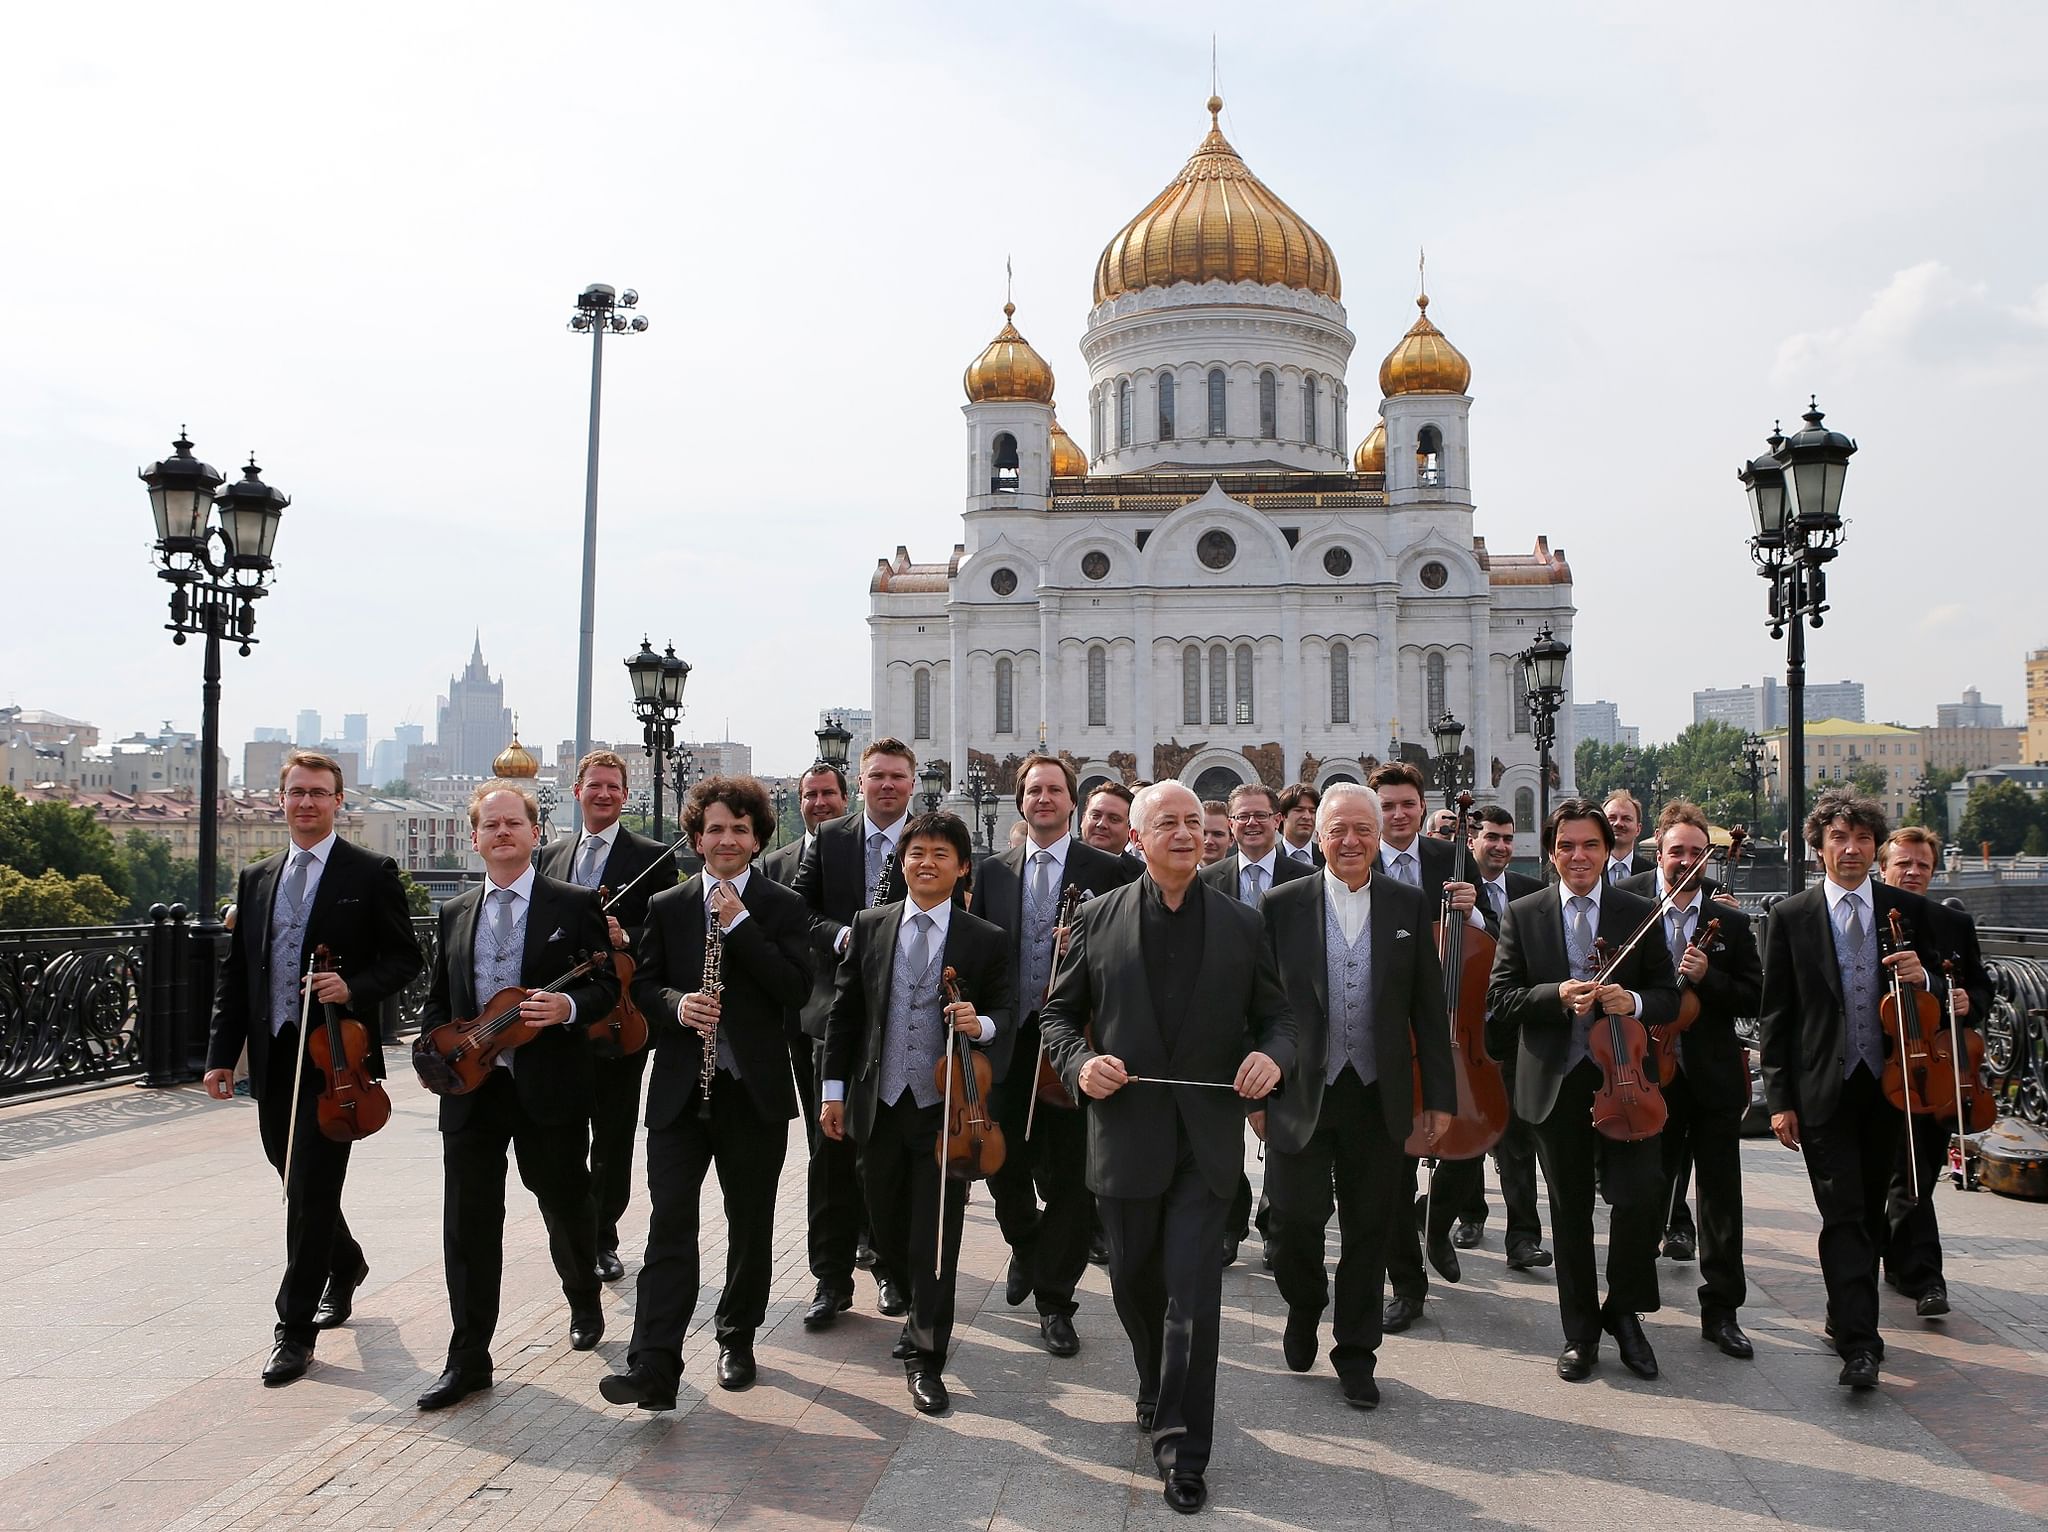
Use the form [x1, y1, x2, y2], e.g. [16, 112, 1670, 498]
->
[1404, 792, 1509, 1160]
[306, 944, 392, 1142]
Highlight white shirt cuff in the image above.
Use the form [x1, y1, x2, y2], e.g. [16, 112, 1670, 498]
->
[834, 926, 851, 955]
[975, 1015, 995, 1044]
[720, 908, 750, 934]
[823, 1080, 845, 1102]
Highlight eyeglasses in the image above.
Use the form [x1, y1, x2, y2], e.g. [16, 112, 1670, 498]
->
[283, 787, 337, 801]
[1229, 812, 1275, 825]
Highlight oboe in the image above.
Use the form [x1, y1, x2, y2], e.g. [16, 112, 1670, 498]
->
[697, 909, 724, 1120]
[870, 851, 896, 908]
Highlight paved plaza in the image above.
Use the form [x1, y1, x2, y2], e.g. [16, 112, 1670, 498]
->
[0, 1081, 2043, 1531]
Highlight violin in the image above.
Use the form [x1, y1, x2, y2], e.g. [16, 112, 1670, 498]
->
[306, 944, 392, 1143]
[412, 950, 618, 1096]
[1941, 956, 1995, 1187]
[1583, 935, 1669, 1142]
[1031, 886, 1089, 1118]
[1404, 792, 1508, 1159]
[1650, 916, 1721, 1088]
[934, 965, 1005, 1182]
[585, 882, 649, 1060]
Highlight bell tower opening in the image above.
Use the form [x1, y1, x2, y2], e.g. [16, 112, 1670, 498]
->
[990, 431, 1019, 493]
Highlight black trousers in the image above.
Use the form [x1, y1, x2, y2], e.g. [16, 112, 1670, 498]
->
[1531, 1060, 1663, 1345]
[860, 1092, 968, 1369]
[1266, 1072, 1402, 1381]
[627, 1071, 789, 1384]
[1883, 1103, 1953, 1296]
[1493, 1053, 1545, 1249]
[1802, 1066, 1902, 1358]
[588, 1048, 649, 1252]
[440, 1068, 600, 1373]
[788, 1018, 819, 1151]
[987, 1019, 1092, 1316]
[1099, 1133, 1229, 1479]
[257, 1027, 365, 1345]
[1659, 1070, 1747, 1319]
[1385, 1153, 1485, 1301]
[809, 1039, 879, 1294]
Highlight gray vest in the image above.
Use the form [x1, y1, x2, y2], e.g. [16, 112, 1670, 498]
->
[1562, 893, 1598, 1072]
[879, 915, 947, 1109]
[475, 887, 528, 1071]
[1833, 891, 1885, 1078]
[266, 850, 317, 1036]
[1324, 894, 1376, 1086]
[1018, 850, 1059, 1015]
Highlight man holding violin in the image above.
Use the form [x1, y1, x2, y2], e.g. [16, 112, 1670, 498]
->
[1487, 799, 1679, 1384]
[1759, 790, 1947, 1389]
[205, 751, 422, 1388]
[821, 811, 1013, 1416]
[1618, 802, 1761, 1361]
[416, 782, 618, 1411]
[538, 749, 678, 1284]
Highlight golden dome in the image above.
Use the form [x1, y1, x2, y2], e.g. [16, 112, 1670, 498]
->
[1093, 96, 1340, 305]
[1050, 413, 1088, 476]
[491, 734, 539, 779]
[1352, 419, 1386, 475]
[964, 303, 1055, 403]
[1378, 294, 1471, 396]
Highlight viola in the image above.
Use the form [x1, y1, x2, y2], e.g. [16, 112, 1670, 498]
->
[1650, 916, 1721, 1088]
[1404, 791, 1508, 1160]
[934, 965, 1005, 1182]
[1583, 935, 1669, 1142]
[1031, 885, 1089, 1117]
[412, 950, 617, 1096]
[1878, 908, 1956, 1119]
[305, 944, 392, 1143]
[585, 882, 649, 1060]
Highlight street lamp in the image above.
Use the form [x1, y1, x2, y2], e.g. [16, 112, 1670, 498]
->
[771, 783, 790, 848]
[919, 762, 946, 814]
[566, 282, 650, 831]
[536, 782, 560, 841]
[140, 431, 288, 938]
[960, 758, 996, 850]
[1430, 712, 1466, 810]
[667, 743, 701, 811]
[1518, 622, 1570, 849]
[1740, 733, 1767, 830]
[625, 636, 690, 841]
[815, 715, 853, 773]
[1742, 399, 1855, 893]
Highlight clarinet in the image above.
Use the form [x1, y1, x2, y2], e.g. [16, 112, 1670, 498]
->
[697, 909, 724, 1120]
[870, 850, 896, 909]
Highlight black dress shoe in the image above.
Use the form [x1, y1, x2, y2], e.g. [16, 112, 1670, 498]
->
[1004, 1253, 1033, 1307]
[418, 1366, 491, 1410]
[1426, 1234, 1462, 1284]
[262, 1339, 312, 1387]
[569, 1304, 605, 1351]
[599, 1362, 677, 1411]
[1838, 1351, 1881, 1389]
[1163, 1471, 1207, 1514]
[1606, 1313, 1658, 1379]
[854, 1238, 878, 1271]
[1506, 1241, 1553, 1271]
[313, 1258, 368, 1329]
[1040, 1313, 1079, 1357]
[908, 1367, 949, 1414]
[1340, 1372, 1380, 1410]
[1661, 1230, 1697, 1263]
[1451, 1219, 1483, 1250]
[1382, 1295, 1424, 1334]
[804, 1286, 852, 1330]
[1282, 1307, 1318, 1373]
[1702, 1317, 1755, 1359]
[594, 1249, 625, 1283]
[717, 1344, 757, 1391]
[1556, 1341, 1598, 1382]
[876, 1275, 909, 1318]
[891, 1331, 916, 1361]
[1916, 1282, 1951, 1318]
[1088, 1234, 1110, 1266]
[1220, 1237, 1240, 1268]
[1135, 1399, 1157, 1431]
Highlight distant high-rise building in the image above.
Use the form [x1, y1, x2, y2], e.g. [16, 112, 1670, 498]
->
[1571, 701, 1638, 749]
[1694, 676, 1864, 731]
[1804, 680, 1866, 723]
[1937, 686, 2003, 729]
[295, 710, 322, 747]
[244, 739, 289, 791]
[2026, 648, 2048, 765]
[342, 712, 369, 745]
[436, 633, 515, 780]
[253, 726, 289, 744]
[372, 722, 425, 786]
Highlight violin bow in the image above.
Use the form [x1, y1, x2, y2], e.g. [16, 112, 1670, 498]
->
[1944, 955, 1969, 1189]
[280, 950, 318, 1207]
[599, 837, 690, 915]
[1591, 849, 1716, 981]
[1883, 909, 1920, 1202]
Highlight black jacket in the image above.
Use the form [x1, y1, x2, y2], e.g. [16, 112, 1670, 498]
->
[537, 824, 678, 946]
[792, 812, 911, 1039]
[1617, 873, 1762, 1112]
[1198, 847, 1315, 902]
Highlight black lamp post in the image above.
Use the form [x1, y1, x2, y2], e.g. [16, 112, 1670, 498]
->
[667, 743, 701, 813]
[1742, 399, 1855, 894]
[1518, 622, 1570, 849]
[1430, 712, 1465, 810]
[625, 636, 690, 841]
[771, 783, 790, 848]
[815, 715, 853, 774]
[961, 758, 995, 850]
[919, 762, 946, 815]
[1740, 732, 1767, 830]
[1912, 776, 1942, 833]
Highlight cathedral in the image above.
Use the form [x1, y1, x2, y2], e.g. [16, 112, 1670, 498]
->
[868, 96, 1576, 852]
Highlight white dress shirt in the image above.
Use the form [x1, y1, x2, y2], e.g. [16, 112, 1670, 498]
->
[823, 894, 993, 1102]
[702, 864, 751, 934]
[1323, 870, 1373, 944]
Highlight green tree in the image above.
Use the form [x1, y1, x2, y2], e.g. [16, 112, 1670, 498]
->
[1958, 780, 2042, 856]
[397, 868, 432, 916]
[0, 867, 126, 927]
[0, 787, 130, 896]
[378, 779, 412, 797]
[1846, 761, 1890, 800]
[118, 830, 198, 917]
[2024, 824, 2048, 858]
[1902, 764, 1963, 838]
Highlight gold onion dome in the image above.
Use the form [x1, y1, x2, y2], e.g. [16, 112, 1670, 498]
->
[492, 734, 539, 779]
[1093, 96, 1340, 304]
[963, 303, 1056, 403]
[1378, 293, 1471, 396]
[1352, 419, 1386, 474]
[1050, 413, 1088, 475]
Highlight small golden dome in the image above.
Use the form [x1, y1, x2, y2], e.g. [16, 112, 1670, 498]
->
[491, 735, 539, 779]
[1050, 413, 1088, 476]
[1378, 293, 1471, 396]
[1094, 96, 1340, 305]
[1352, 419, 1386, 475]
[964, 303, 1056, 403]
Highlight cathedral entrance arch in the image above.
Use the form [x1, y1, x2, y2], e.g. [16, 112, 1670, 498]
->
[1191, 765, 1246, 804]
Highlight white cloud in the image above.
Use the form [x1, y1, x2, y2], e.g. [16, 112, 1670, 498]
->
[1775, 261, 2047, 385]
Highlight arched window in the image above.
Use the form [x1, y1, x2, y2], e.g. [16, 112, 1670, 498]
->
[994, 657, 1013, 735]
[1117, 380, 1132, 448]
[1258, 371, 1277, 438]
[1207, 369, 1227, 436]
[1330, 642, 1351, 725]
[1417, 424, 1443, 486]
[913, 668, 932, 740]
[1335, 392, 1347, 455]
[1182, 645, 1201, 725]
[1425, 651, 1447, 724]
[1302, 377, 1319, 445]
[1514, 787, 1535, 831]
[1193, 765, 1244, 804]
[1208, 644, 1227, 724]
[1235, 644, 1255, 725]
[991, 431, 1019, 493]
[1157, 372, 1176, 441]
[1090, 391, 1103, 454]
[1512, 678, 1530, 735]
[1088, 646, 1108, 727]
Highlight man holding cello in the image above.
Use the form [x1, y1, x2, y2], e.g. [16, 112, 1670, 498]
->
[204, 751, 421, 1387]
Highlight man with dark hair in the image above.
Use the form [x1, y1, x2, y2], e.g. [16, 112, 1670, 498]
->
[1468, 804, 1550, 1271]
[759, 762, 850, 1137]
[822, 812, 1013, 1415]
[203, 752, 422, 1386]
[1759, 791, 1947, 1388]
[1201, 783, 1315, 903]
[1278, 782, 1322, 867]
[602, 777, 812, 1408]
[1082, 781, 1137, 859]
[1488, 798, 1679, 1384]
[1200, 800, 1234, 866]
[538, 749, 679, 1283]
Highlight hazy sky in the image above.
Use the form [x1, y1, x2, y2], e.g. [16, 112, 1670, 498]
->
[6, 1, 2044, 777]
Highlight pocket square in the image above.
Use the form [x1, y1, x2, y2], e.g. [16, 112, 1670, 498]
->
[548, 927, 568, 942]
[1395, 929, 1412, 940]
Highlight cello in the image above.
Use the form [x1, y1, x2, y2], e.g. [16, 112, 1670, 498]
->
[933, 965, 1005, 1275]
[306, 944, 393, 1142]
[1404, 791, 1508, 1160]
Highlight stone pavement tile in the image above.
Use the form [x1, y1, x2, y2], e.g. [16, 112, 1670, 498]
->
[1754, 1475, 2044, 1532]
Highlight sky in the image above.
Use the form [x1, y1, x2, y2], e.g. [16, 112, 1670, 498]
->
[5, 1, 2045, 777]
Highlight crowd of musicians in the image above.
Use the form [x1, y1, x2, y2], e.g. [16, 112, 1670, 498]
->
[205, 739, 1992, 1516]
